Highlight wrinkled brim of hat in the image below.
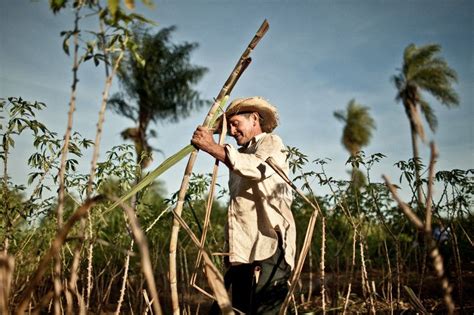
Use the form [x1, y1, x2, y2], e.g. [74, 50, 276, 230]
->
[212, 103, 279, 134]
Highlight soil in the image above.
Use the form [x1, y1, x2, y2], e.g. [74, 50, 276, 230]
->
[176, 269, 474, 314]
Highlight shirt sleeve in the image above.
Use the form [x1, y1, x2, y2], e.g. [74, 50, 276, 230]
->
[225, 134, 288, 181]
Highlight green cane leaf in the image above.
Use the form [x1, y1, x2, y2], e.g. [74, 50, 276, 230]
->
[105, 144, 195, 213]
[104, 99, 228, 214]
[107, 0, 119, 19]
[62, 33, 71, 56]
[129, 13, 158, 26]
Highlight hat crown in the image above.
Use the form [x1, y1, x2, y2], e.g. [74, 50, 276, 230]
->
[225, 96, 279, 133]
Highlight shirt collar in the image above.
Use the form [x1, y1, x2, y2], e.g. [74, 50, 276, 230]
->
[244, 132, 267, 148]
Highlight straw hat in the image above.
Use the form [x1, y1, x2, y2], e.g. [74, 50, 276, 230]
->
[214, 96, 279, 133]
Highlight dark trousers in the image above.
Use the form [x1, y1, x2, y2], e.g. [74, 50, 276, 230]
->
[209, 240, 291, 314]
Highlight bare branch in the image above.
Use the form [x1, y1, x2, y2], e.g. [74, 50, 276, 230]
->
[110, 197, 163, 315]
[170, 209, 234, 314]
[16, 196, 103, 314]
[382, 175, 424, 230]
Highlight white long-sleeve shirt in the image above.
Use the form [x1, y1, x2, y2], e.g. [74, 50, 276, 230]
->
[224, 132, 296, 269]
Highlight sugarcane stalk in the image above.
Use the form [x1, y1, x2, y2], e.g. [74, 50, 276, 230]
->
[170, 209, 234, 314]
[265, 157, 323, 315]
[169, 20, 269, 314]
[190, 117, 227, 289]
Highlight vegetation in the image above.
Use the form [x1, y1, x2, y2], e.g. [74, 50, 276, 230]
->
[0, 1, 472, 314]
[334, 99, 376, 158]
[108, 26, 208, 169]
[334, 99, 376, 188]
[392, 43, 459, 204]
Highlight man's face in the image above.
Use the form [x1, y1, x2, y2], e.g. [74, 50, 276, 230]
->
[228, 113, 260, 146]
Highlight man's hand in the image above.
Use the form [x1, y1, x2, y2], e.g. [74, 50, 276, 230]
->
[191, 125, 228, 164]
[191, 126, 215, 151]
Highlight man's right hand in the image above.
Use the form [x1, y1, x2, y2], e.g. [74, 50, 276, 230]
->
[191, 125, 228, 164]
[191, 126, 215, 151]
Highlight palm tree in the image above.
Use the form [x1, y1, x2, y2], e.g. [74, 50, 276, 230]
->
[334, 99, 376, 157]
[392, 43, 459, 202]
[334, 99, 376, 188]
[108, 26, 208, 169]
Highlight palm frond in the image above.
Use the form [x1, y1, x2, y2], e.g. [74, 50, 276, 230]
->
[335, 99, 376, 155]
[391, 74, 406, 103]
[421, 83, 459, 107]
[392, 74, 405, 91]
[403, 43, 417, 72]
[333, 110, 347, 122]
[419, 98, 438, 132]
[107, 93, 136, 121]
[425, 57, 458, 81]
[396, 42, 459, 137]
[114, 25, 208, 133]
[405, 43, 441, 79]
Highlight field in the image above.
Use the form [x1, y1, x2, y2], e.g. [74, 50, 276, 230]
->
[1, 1, 473, 314]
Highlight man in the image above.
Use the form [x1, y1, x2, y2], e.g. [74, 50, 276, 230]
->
[191, 97, 296, 314]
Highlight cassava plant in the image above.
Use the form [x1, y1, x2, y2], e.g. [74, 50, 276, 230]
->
[1, 0, 157, 312]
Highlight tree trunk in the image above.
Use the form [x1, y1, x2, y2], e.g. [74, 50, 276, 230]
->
[404, 99, 424, 206]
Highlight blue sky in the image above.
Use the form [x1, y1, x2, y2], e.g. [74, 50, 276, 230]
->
[1, 0, 473, 198]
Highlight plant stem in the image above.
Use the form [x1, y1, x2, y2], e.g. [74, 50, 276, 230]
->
[2, 126, 9, 254]
[191, 121, 227, 290]
[343, 231, 357, 314]
[113, 197, 163, 315]
[320, 217, 326, 314]
[383, 143, 455, 314]
[115, 240, 133, 315]
[15, 196, 103, 314]
[53, 9, 81, 314]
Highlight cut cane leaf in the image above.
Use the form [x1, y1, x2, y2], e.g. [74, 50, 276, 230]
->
[105, 144, 195, 213]
[209, 95, 229, 128]
[105, 104, 226, 214]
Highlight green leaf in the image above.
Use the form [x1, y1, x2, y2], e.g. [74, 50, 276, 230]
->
[108, 34, 121, 49]
[134, 52, 145, 67]
[8, 136, 15, 148]
[28, 172, 42, 185]
[62, 32, 73, 56]
[86, 40, 96, 53]
[107, 0, 119, 18]
[84, 54, 93, 62]
[50, 0, 67, 14]
[99, 8, 108, 19]
[403, 286, 428, 314]
[129, 13, 157, 26]
[105, 144, 195, 213]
